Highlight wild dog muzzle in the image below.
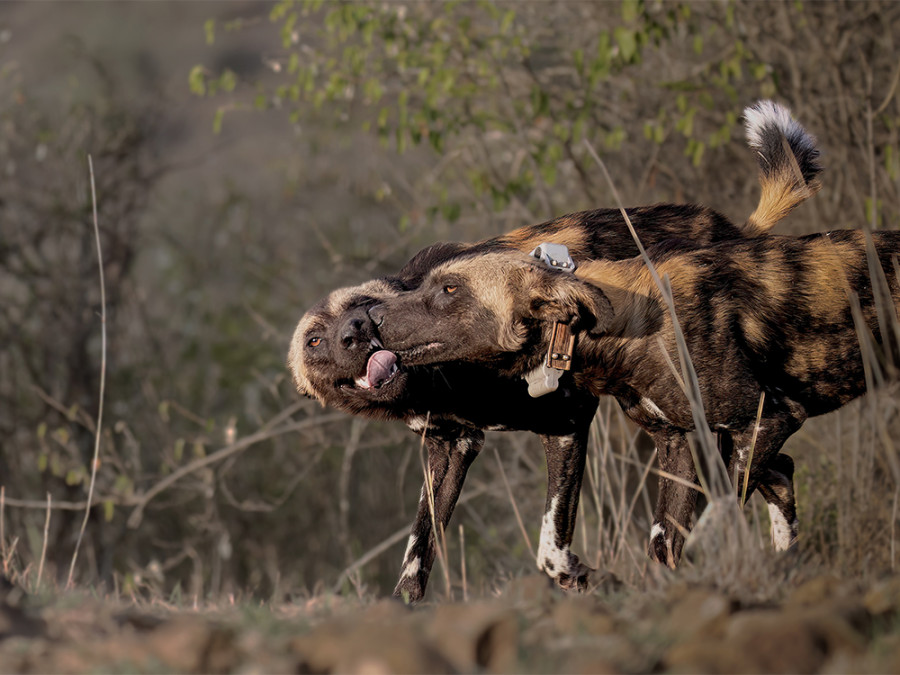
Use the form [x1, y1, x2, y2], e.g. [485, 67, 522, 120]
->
[524, 243, 577, 397]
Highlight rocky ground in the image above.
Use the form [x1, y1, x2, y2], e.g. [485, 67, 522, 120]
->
[3, 570, 900, 674]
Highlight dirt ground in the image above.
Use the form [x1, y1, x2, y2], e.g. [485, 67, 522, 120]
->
[3, 569, 900, 674]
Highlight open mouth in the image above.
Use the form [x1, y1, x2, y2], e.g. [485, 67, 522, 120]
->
[353, 341, 400, 390]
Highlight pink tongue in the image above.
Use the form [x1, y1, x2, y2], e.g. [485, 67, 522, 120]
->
[366, 350, 397, 388]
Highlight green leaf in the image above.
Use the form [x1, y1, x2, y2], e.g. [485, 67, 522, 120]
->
[37, 452, 48, 472]
[37, 422, 47, 440]
[104, 500, 115, 523]
[212, 107, 225, 134]
[188, 65, 207, 96]
[114, 474, 134, 495]
[614, 27, 637, 63]
[219, 69, 237, 93]
[621, 0, 639, 23]
[500, 9, 515, 34]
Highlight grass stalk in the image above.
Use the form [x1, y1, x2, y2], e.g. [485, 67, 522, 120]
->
[459, 523, 468, 602]
[68, 155, 106, 590]
[741, 392, 766, 507]
[493, 447, 535, 559]
[37, 492, 50, 591]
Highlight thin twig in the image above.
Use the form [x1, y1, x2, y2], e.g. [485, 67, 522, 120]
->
[874, 57, 900, 116]
[459, 523, 468, 603]
[493, 447, 535, 559]
[37, 492, 51, 591]
[126, 413, 346, 528]
[741, 392, 766, 507]
[0, 486, 5, 563]
[68, 155, 106, 590]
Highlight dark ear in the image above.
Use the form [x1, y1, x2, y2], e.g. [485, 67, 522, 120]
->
[396, 242, 471, 289]
[519, 265, 613, 336]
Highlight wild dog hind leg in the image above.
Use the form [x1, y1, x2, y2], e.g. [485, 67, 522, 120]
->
[393, 423, 483, 603]
[536, 429, 593, 590]
[756, 454, 798, 551]
[727, 402, 806, 552]
[721, 435, 799, 552]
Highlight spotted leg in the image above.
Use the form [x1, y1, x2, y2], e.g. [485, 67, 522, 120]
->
[536, 428, 593, 590]
[727, 401, 806, 552]
[393, 423, 483, 603]
[647, 428, 700, 567]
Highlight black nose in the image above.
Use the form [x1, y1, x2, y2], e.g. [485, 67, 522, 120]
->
[340, 317, 364, 343]
[339, 310, 371, 349]
[368, 303, 385, 327]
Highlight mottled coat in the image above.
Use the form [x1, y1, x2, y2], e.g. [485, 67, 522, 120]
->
[371, 230, 900, 564]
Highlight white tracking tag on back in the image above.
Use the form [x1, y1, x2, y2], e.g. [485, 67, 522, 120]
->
[528, 243, 577, 272]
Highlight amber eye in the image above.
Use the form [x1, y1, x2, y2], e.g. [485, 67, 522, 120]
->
[307, 337, 322, 348]
[443, 285, 458, 294]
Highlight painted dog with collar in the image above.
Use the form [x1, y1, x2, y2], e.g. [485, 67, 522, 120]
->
[289, 101, 822, 600]
[369, 227, 900, 568]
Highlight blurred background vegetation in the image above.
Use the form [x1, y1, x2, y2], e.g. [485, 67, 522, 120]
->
[1, 0, 900, 602]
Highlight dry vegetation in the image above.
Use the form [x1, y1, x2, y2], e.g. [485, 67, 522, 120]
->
[2, 1, 900, 672]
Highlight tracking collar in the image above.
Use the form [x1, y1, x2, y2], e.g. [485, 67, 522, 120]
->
[524, 243, 577, 398]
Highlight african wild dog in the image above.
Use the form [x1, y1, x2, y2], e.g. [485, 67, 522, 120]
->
[370, 229, 900, 565]
[289, 101, 822, 601]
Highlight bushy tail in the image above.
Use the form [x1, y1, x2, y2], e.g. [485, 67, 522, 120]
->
[742, 100, 823, 235]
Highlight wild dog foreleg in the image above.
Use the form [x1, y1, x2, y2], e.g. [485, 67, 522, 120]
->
[648, 429, 699, 568]
[393, 425, 483, 603]
[536, 429, 592, 591]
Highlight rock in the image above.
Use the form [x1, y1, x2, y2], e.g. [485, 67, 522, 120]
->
[500, 573, 559, 605]
[864, 576, 900, 617]
[667, 606, 866, 674]
[425, 602, 518, 673]
[661, 587, 736, 641]
[786, 575, 851, 606]
[550, 597, 616, 637]
[291, 616, 454, 674]
[146, 616, 239, 674]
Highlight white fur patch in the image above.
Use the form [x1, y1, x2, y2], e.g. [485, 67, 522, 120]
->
[537, 495, 574, 576]
[403, 534, 417, 562]
[641, 397, 669, 423]
[401, 556, 421, 579]
[406, 416, 428, 433]
[649, 522, 665, 542]
[744, 100, 815, 155]
[767, 503, 797, 551]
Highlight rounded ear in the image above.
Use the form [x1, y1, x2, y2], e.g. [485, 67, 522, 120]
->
[519, 265, 613, 336]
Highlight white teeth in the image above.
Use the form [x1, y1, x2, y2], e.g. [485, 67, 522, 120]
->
[370, 337, 383, 349]
[354, 377, 371, 390]
[390, 364, 398, 375]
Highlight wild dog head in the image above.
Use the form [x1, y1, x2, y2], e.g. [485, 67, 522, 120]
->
[287, 243, 469, 418]
[368, 251, 615, 373]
